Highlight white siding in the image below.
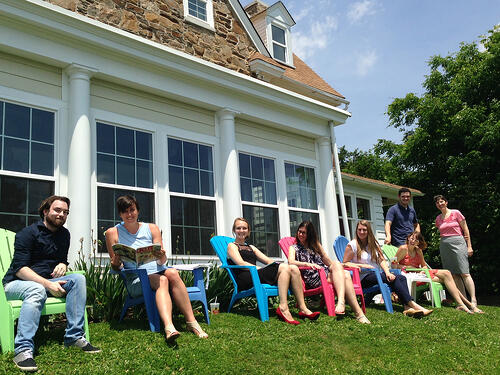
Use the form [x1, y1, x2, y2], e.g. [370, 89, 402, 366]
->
[0, 52, 61, 99]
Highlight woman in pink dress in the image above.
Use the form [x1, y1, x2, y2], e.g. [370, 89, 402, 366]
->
[434, 195, 481, 311]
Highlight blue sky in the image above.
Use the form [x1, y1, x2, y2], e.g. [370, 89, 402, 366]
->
[241, 0, 500, 151]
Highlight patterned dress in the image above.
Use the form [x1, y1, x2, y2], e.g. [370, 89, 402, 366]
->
[293, 242, 329, 289]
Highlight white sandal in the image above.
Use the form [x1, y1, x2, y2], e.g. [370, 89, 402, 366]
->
[186, 321, 208, 338]
[355, 314, 371, 324]
[165, 324, 180, 343]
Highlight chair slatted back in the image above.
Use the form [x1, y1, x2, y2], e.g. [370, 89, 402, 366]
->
[333, 235, 349, 262]
[210, 236, 238, 288]
[278, 237, 296, 259]
[0, 229, 16, 280]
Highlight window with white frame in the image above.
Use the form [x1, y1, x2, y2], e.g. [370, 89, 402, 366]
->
[168, 137, 216, 256]
[0, 101, 55, 232]
[337, 193, 372, 238]
[183, 0, 214, 30]
[239, 153, 280, 257]
[285, 162, 320, 237]
[271, 24, 287, 63]
[96, 122, 155, 251]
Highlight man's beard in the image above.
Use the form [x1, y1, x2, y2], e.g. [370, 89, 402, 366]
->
[46, 215, 66, 228]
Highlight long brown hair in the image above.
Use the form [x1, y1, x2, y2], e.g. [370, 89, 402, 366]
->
[355, 220, 383, 264]
[295, 221, 321, 254]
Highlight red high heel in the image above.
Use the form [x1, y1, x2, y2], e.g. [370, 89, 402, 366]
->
[298, 311, 321, 321]
[276, 308, 300, 325]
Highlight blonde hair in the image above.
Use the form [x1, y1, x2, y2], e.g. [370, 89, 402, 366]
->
[232, 217, 250, 238]
[355, 220, 383, 264]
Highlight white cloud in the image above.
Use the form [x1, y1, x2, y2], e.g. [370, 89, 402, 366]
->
[356, 50, 378, 76]
[292, 6, 313, 22]
[292, 16, 338, 59]
[347, 0, 377, 23]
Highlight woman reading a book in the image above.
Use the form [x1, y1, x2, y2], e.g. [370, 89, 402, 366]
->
[106, 195, 207, 343]
[228, 217, 320, 325]
[394, 231, 482, 313]
[287, 221, 370, 323]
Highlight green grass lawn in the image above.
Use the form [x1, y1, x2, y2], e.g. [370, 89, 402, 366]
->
[2, 302, 499, 375]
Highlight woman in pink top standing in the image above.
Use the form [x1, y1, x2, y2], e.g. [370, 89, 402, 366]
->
[434, 195, 480, 310]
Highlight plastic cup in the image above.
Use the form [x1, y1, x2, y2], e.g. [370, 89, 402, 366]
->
[210, 302, 220, 315]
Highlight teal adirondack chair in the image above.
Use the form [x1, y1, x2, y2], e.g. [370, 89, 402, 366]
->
[382, 244, 444, 308]
[0, 228, 90, 354]
[210, 236, 280, 322]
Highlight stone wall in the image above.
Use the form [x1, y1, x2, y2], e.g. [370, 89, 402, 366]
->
[46, 0, 257, 75]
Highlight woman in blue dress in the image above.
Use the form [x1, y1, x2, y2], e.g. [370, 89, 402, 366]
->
[106, 195, 207, 343]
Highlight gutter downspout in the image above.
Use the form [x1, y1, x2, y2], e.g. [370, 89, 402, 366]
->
[329, 121, 350, 240]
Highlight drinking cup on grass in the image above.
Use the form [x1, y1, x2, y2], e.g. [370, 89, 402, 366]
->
[210, 302, 220, 315]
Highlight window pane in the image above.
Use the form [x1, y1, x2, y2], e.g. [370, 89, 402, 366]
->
[116, 127, 135, 157]
[116, 157, 135, 186]
[265, 182, 277, 205]
[172, 226, 184, 255]
[271, 25, 285, 44]
[31, 109, 54, 143]
[183, 198, 199, 226]
[183, 142, 198, 169]
[200, 170, 214, 196]
[185, 227, 201, 255]
[243, 205, 279, 257]
[356, 198, 371, 220]
[97, 154, 115, 184]
[136, 160, 153, 189]
[0, 175, 27, 213]
[96, 123, 115, 154]
[31, 143, 53, 176]
[239, 153, 250, 178]
[98, 187, 115, 220]
[251, 156, 263, 180]
[4, 102, 30, 139]
[184, 168, 200, 195]
[170, 196, 183, 225]
[4, 138, 29, 173]
[199, 199, 215, 227]
[136, 132, 152, 160]
[0, 102, 3, 135]
[168, 138, 182, 166]
[285, 163, 317, 210]
[169, 166, 184, 193]
[251, 179, 264, 203]
[199, 145, 212, 171]
[240, 177, 252, 202]
[263, 158, 275, 182]
[0, 214, 27, 233]
[289, 211, 320, 240]
[305, 168, 316, 189]
[28, 179, 53, 215]
[200, 228, 214, 255]
[273, 44, 286, 62]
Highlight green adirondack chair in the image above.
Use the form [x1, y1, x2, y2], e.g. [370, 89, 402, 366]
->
[382, 244, 444, 308]
[0, 228, 90, 354]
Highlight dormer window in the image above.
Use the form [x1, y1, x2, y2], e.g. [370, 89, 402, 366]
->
[183, 0, 214, 31]
[271, 24, 287, 62]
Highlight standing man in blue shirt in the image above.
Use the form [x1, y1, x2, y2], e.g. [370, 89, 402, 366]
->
[2, 195, 100, 372]
[384, 188, 420, 247]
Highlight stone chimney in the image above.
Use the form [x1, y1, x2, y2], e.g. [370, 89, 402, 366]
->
[244, 0, 269, 18]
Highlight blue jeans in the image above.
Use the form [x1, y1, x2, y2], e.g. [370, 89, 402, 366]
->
[361, 271, 412, 305]
[4, 273, 87, 355]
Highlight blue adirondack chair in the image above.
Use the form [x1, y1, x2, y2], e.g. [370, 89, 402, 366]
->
[116, 265, 210, 332]
[333, 235, 394, 313]
[210, 236, 280, 322]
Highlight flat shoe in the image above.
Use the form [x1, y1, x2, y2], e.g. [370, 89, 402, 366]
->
[355, 314, 371, 324]
[335, 300, 345, 315]
[186, 321, 208, 338]
[456, 305, 473, 314]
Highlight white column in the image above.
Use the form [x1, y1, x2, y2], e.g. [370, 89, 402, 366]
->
[318, 136, 340, 257]
[329, 121, 350, 239]
[217, 108, 241, 236]
[65, 64, 96, 266]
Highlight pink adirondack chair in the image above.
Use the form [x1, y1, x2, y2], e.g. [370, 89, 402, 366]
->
[278, 237, 336, 317]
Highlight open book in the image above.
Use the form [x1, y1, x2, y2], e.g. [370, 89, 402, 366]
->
[112, 243, 162, 266]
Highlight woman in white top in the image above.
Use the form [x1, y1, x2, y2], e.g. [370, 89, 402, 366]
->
[343, 220, 432, 317]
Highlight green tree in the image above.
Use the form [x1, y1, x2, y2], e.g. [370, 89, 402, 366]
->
[385, 26, 500, 293]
